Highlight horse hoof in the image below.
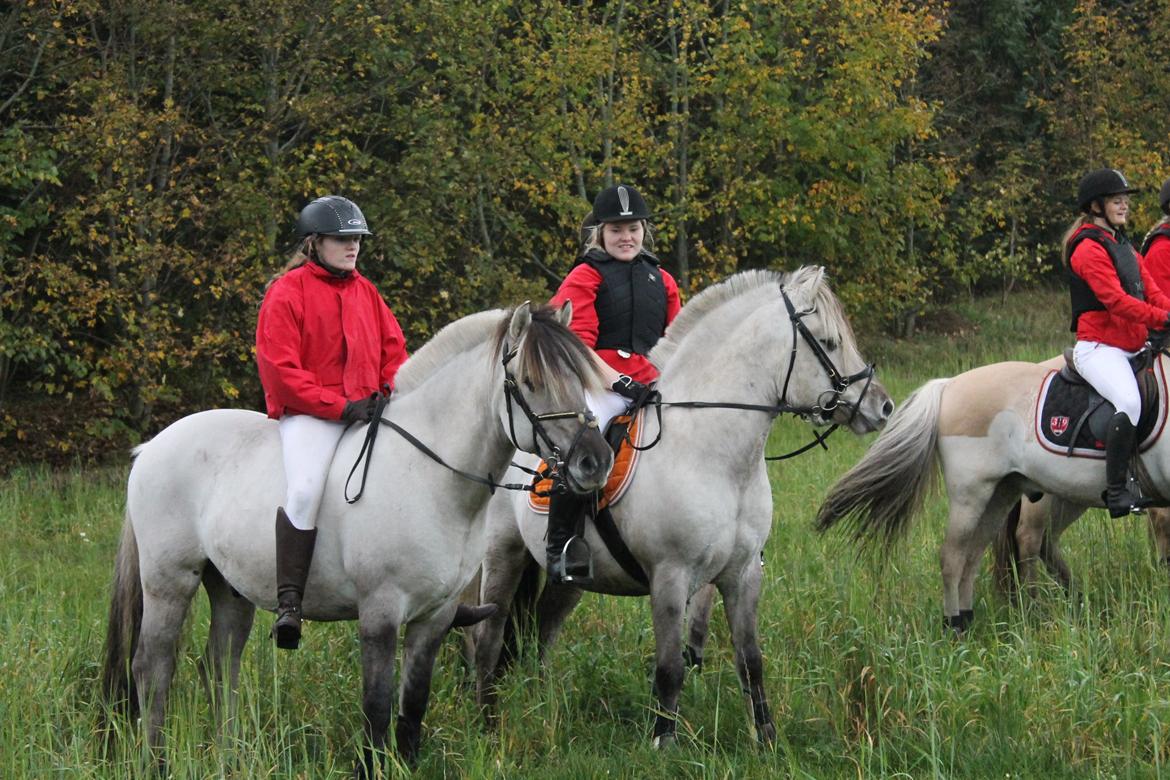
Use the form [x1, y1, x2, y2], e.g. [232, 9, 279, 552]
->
[756, 721, 778, 745]
[652, 732, 677, 750]
[943, 614, 965, 636]
[682, 646, 703, 671]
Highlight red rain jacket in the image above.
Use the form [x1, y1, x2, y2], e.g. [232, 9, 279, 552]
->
[1069, 224, 1170, 352]
[1145, 228, 1170, 298]
[256, 261, 408, 419]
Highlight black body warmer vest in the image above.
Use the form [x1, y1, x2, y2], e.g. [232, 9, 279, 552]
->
[1141, 222, 1170, 255]
[579, 248, 668, 355]
[1067, 225, 1144, 332]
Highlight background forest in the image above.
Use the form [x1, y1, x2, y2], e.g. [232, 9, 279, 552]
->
[3, 0, 1169, 466]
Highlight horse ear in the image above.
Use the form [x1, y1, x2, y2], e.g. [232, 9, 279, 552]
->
[509, 301, 533, 341]
[555, 299, 573, 327]
[790, 265, 826, 299]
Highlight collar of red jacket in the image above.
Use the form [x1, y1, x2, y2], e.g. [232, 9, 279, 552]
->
[305, 259, 362, 283]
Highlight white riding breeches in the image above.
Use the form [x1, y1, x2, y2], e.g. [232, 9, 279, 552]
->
[279, 414, 348, 530]
[1072, 341, 1141, 425]
[585, 388, 633, 432]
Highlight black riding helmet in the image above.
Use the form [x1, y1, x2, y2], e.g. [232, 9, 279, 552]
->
[1160, 178, 1170, 216]
[1076, 168, 1138, 213]
[296, 195, 372, 237]
[592, 184, 651, 223]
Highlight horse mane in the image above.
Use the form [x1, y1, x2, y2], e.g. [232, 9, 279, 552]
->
[394, 309, 504, 394]
[651, 266, 855, 368]
[493, 304, 607, 405]
[394, 305, 605, 404]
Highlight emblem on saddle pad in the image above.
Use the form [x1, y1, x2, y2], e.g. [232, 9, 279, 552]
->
[1048, 416, 1070, 437]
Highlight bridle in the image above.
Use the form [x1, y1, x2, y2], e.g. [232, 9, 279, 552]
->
[630, 285, 876, 460]
[344, 336, 599, 502]
[500, 342, 600, 486]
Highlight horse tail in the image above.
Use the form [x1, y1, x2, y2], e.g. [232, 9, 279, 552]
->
[816, 377, 948, 550]
[100, 507, 143, 722]
[498, 555, 542, 672]
[993, 499, 1023, 601]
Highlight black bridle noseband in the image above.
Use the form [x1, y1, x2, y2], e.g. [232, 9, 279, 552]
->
[344, 339, 598, 502]
[631, 286, 876, 460]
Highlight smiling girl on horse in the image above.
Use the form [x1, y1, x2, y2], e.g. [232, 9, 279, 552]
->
[1065, 169, 1170, 517]
[546, 184, 682, 584]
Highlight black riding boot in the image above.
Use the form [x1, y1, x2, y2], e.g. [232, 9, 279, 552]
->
[273, 508, 318, 650]
[1103, 412, 1141, 518]
[546, 491, 593, 585]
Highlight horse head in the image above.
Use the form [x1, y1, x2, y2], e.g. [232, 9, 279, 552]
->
[780, 266, 894, 434]
[496, 301, 613, 493]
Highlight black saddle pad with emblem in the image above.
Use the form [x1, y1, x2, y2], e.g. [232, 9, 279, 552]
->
[1035, 358, 1166, 458]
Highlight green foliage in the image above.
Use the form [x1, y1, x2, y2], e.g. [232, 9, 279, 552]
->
[3, 0, 1167, 464]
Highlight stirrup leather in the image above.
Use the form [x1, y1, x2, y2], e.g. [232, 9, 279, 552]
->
[551, 535, 594, 584]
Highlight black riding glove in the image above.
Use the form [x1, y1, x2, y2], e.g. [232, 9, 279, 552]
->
[1149, 325, 1170, 352]
[341, 394, 378, 424]
[611, 374, 653, 401]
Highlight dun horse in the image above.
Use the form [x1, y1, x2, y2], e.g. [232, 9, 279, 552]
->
[474, 267, 893, 745]
[100, 304, 613, 773]
[817, 348, 1170, 630]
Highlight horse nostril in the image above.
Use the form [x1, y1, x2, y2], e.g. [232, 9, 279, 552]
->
[577, 454, 597, 474]
[882, 399, 895, 417]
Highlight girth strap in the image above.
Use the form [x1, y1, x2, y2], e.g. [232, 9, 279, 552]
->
[591, 506, 649, 586]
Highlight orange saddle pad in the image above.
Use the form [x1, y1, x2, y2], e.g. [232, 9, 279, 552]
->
[528, 408, 645, 514]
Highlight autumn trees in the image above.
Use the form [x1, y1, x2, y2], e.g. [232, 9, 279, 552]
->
[2, 0, 1169, 462]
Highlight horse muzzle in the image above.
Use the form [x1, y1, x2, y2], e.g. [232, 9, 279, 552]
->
[562, 433, 613, 494]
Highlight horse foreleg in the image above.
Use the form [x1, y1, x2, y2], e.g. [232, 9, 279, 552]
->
[718, 560, 775, 745]
[1014, 495, 1052, 601]
[475, 534, 534, 723]
[355, 611, 399, 779]
[199, 563, 255, 730]
[1150, 507, 1170, 568]
[1042, 497, 1084, 596]
[395, 618, 446, 766]
[684, 583, 717, 671]
[535, 580, 584, 662]
[133, 573, 201, 764]
[648, 569, 689, 747]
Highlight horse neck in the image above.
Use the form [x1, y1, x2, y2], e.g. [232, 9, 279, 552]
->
[390, 344, 513, 473]
[655, 294, 789, 451]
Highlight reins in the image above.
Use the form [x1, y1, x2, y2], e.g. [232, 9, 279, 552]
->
[344, 338, 597, 504]
[615, 286, 873, 460]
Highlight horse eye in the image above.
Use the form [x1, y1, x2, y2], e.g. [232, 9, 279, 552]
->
[821, 338, 838, 351]
[523, 379, 536, 392]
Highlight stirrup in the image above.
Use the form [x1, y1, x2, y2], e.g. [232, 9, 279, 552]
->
[550, 536, 593, 585]
[273, 604, 303, 650]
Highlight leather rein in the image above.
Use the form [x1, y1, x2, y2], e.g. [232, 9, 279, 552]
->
[624, 286, 875, 461]
[343, 341, 597, 503]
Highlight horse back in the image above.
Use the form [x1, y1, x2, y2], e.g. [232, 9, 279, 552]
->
[938, 361, 1050, 438]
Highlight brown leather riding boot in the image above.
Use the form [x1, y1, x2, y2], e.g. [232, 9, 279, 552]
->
[273, 508, 317, 650]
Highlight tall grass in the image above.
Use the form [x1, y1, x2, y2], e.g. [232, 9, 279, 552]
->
[5, 286, 1170, 778]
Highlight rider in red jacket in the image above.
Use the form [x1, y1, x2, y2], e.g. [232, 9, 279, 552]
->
[544, 184, 682, 585]
[1142, 178, 1170, 294]
[1065, 169, 1170, 517]
[256, 195, 405, 649]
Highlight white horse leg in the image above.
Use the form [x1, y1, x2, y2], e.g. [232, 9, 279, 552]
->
[1042, 498, 1085, 595]
[1149, 507, 1170, 567]
[475, 530, 536, 723]
[684, 583, 717, 671]
[535, 581, 585, 661]
[199, 563, 255, 729]
[394, 618, 447, 766]
[133, 569, 202, 762]
[954, 482, 1021, 630]
[718, 560, 775, 744]
[939, 481, 1001, 630]
[355, 610, 400, 778]
[648, 568, 689, 747]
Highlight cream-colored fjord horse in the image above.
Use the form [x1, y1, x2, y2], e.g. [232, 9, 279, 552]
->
[816, 350, 1170, 631]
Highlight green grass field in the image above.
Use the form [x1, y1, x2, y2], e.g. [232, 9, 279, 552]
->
[6, 286, 1170, 779]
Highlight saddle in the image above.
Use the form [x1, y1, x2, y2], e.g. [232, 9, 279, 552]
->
[528, 408, 645, 514]
[1034, 348, 1166, 458]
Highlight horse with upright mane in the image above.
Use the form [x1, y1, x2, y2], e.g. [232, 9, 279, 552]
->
[100, 303, 614, 774]
[474, 267, 894, 746]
